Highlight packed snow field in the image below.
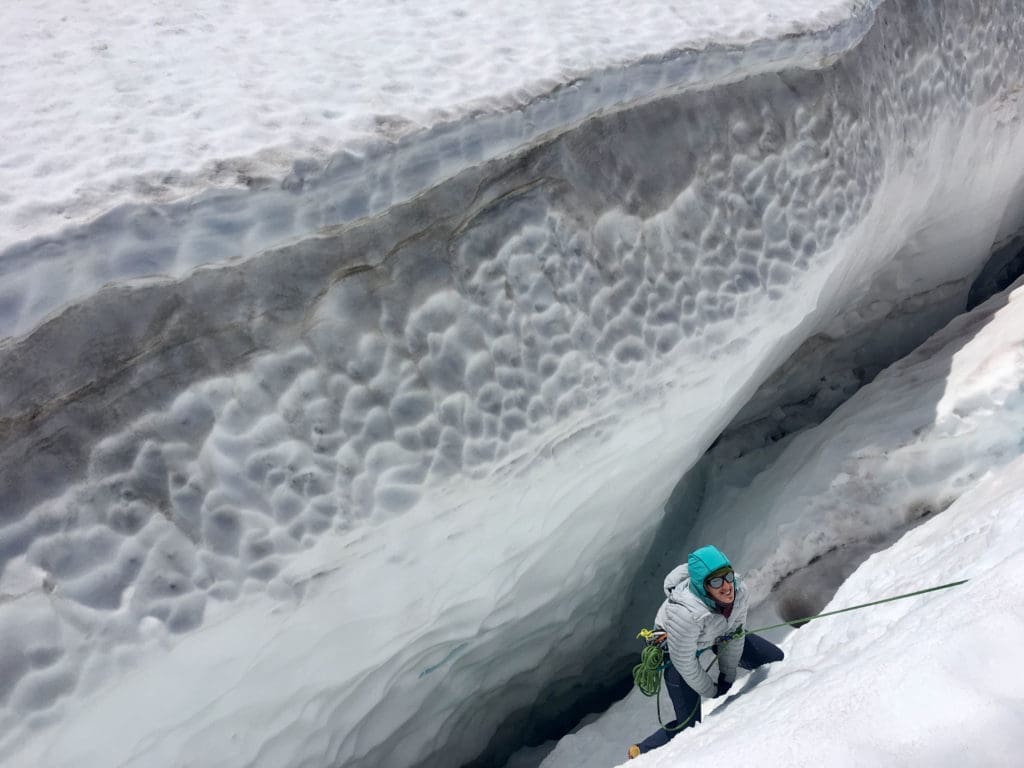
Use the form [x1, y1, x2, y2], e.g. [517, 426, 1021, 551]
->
[0, 0, 874, 340]
[2, 1, 1024, 767]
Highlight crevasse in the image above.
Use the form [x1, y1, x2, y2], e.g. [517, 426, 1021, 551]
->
[1, 1, 1024, 767]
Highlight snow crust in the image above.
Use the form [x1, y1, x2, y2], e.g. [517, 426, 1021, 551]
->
[0, 0, 876, 339]
[2, 1, 1024, 767]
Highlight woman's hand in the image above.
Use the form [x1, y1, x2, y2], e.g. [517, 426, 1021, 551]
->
[714, 673, 733, 698]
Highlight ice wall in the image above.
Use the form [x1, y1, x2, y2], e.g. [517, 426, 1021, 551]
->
[2, 1, 1024, 767]
[0, 0, 873, 341]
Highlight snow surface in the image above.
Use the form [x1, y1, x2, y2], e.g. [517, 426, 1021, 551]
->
[0, 0, 875, 339]
[3, 1, 1024, 767]
[2, 0, 863, 238]
[535, 275, 1024, 768]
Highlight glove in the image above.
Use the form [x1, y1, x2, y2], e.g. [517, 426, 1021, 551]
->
[714, 673, 733, 698]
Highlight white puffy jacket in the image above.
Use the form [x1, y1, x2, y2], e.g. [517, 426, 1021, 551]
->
[653, 563, 748, 697]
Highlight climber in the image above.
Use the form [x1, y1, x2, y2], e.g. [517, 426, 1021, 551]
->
[628, 545, 784, 759]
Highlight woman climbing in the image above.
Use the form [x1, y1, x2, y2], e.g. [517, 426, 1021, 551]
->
[628, 545, 784, 758]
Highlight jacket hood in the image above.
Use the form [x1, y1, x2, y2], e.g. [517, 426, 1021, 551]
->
[662, 563, 691, 597]
[687, 545, 733, 608]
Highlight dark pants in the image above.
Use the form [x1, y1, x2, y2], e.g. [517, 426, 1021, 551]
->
[636, 633, 784, 754]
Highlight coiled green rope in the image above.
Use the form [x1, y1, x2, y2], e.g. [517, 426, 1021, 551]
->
[632, 644, 666, 697]
[632, 643, 703, 731]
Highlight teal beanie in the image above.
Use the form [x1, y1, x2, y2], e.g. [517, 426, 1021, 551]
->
[688, 545, 733, 608]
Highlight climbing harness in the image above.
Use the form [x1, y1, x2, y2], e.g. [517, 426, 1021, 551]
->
[633, 578, 969, 730]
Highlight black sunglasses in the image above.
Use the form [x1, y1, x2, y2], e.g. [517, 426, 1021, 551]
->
[706, 571, 734, 589]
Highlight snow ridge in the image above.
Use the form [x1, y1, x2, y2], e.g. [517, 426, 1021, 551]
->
[0, 0, 878, 340]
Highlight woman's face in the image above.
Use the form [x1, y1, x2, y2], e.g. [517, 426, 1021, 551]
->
[706, 575, 735, 604]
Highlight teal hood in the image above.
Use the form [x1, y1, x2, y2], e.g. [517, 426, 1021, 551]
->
[687, 545, 733, 608]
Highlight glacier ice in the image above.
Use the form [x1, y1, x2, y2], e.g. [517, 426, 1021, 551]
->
[2, 0, 1024, 766]
[0, 0, 875, 341]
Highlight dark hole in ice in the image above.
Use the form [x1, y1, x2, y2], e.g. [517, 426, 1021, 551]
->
[967, 236, 1024, 310]
[461, 658, 635, 768]
[771, 503, 942, 630]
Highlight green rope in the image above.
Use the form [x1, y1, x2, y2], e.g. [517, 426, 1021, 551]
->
[709, 578, 970, 651]
[632, 644, 706, 731]
[632, 645, 666, 697]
